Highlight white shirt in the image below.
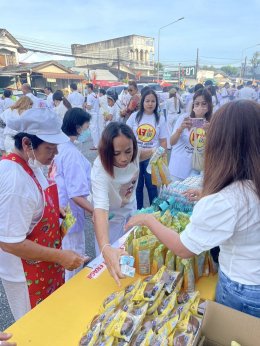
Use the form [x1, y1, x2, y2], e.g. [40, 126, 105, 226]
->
[25, 93, 41, 108]
[99, 95, 109, 116]
[67, 91, 84, 108]
[0, 98, 15, 111]
[87, 92, 99, 115]
[0, 109, 20, 153]
[169, 113, 206, 179]
[126, 112, 167, 149]
[46, 93, 54, 108]
[166, 96, 181, 115]
[53, 101, 68, 120]
[238, 87, 256, 100]
[0, 159, 48, 282]
[180, 181, 260, 285]
[91, 156, 139, 221]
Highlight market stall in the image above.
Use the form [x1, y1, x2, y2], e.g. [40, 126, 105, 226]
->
[5, 266, 217, 346]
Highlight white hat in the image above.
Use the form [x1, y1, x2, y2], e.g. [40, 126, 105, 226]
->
[7, 108, 69, 144]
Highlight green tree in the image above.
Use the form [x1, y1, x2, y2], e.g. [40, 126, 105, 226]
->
[220, 65, 239, 77]
[250, 51, 260, 78]
[201, 65, 216, 71]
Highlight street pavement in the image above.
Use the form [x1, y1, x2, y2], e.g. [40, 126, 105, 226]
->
[0, 136, 150, 331]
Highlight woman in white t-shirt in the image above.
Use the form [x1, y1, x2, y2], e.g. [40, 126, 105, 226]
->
[127, 89, 167, 209]
[53, 90, 72, 120]
[169, 88, 213, 181]
[126, 100, 260, 318]
[166, 88, 183, 147]
[91, 122, 154, 285]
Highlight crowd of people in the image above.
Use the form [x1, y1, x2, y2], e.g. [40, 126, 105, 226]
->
[0, 77, 259, 345]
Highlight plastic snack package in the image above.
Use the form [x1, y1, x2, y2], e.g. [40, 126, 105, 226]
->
[176, 256, 185, 275]
[172, 331, 193, 346]
[151, 163, 162, 186]
[120, 255, 135, 267]
[157, 157, 172, 186]
[202, 252, 210, 277]
[208, 251, 219, 275]
[93, 335, 114, 346]
[194, 252, 206, 281]
[152, 266, 182, 294]
[130, 302, 148, 325]
[79, 322, 101, 346]
[182, 258, 195, 292]
[156, 312, 179, 338]
[186, 314, 202, 336]
[165, 250, 175, 271]
[124, 279, 142, 301]
[170, 216, 182, 233]
[151, 244, 166, 275]
[176, 212, 190, 232]
[60, 205, 76, 238]
[159, 209, 173, 227]
[101, 290, 125, 312]
[146, 289, 165, 315]
[150, 333, 168, 346]
[190, 297, 206, 317]
[231, 342, 242, 346]
[157, 291, 177, 317]
[142, 315, 157, 332]
[105, 310, 139, 342]
[125, 231, 134, 256]
[134, 235, 158, 275]
[132, 280, 164, 302]
[121, 264, 135, 277]
[130, 329, 154, 346]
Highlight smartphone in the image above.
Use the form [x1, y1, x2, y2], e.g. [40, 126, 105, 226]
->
[190, 118, 205, 128]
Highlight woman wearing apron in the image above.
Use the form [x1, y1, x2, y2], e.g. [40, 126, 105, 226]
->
[0, 108, 86, 321]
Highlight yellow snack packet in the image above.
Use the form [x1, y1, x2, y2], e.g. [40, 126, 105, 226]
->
[159, 209, 172, 227]
[194, 252, 206, 282]
[165, 250, 175, 271]
[151, 244, 166, 275]
[157, 291, 177, 317]
[79, 322, 101, 346]
[101, 290, 125, 312]
[151, 163, 162, 186]
[105, 310, 139, 342]
[134, 235, 158, 275]
[172, 331, 194, 346]
[124, 231, 134, 256]
[60, 205, 76, 238]
[157, 157, 171, 186]
[182, 258, 195, 292]
[156, 312, 179, 338]
[124, 278, 142, 301]
[190, 297, 206, 317]
[131, 329, 154, 346]
[132, 280, 164, 302]
[146, 289, 165, 315]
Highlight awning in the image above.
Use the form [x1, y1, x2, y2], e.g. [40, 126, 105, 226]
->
[41, 72, 84, 80]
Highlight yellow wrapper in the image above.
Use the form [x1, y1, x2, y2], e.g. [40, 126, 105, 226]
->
[157, 157, 172, 186]
[151, 163, 162, 186]
[151, 244, 166, 275]
[182, 258, 195, 292]
[165, 250, 175, 271]
[60, 205, 76, 238]
[134, 235, 158, 275]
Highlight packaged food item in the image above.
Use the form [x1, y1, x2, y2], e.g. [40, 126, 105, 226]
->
[134, 235, 158, 275]
[176, 256, 185, 275]
[121, 264, 135, 277]
[186, 314, 202, 336]
[60, 205, 76, 237]
[172, 331, 193, 346]
[159, 209, 172, 227]
[130, 329, 154, 346]
[150, 333, 168, 346]
[125, 231, 134, 256]
[132, 280, 164, 302]
[105, 310, 139, 342]
[165, 250, 175, 271]
[142, 315, 157, 332]
[194, 252, 206, 281]
[151, 244, 166, 275]
[182, 258, 195, 292]
[157, 157, 172, 186]
[124, 279, 142, 301]
[101, 291, 125, 311]
[231, 342, 242, 346]
[157, 291, 177, 316]
[156, 312, 179, 337]
[79, 323, 101, 346]
[146, 289, 165, 315]
[176, 212, 190, 231]
[170, 216, 182, 233]
[120, 255, 135, 267]
[202, 252, 210, 277]
[151, 163, 162, 186]
[208, 251, 219, 275]
[190, 297, 206, 316]
[93, 335, 114, 346]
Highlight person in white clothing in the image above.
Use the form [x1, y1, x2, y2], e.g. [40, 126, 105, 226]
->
[0, 90, 15, 112]
[86, 83, 100, 150]
[220, 82, 230, 105]
[105, 93, 121, 126]
[238, 81, 257, 100]
[0, 108, 86, 321]
[52, 108, 93, 281]
[118, 87, 131, 108]
[166, 88, 183, 148]
[0, 96, 33, 154]
[169, 88, 213, 181]
[21, 83, 42, 108]
[53, 90, 72, 120]
[67, 83, 85, 108]
[98, 88, 109, 138]
[207, 85, 220, 113]
[126, 100, 260, 318]
[91, 122, 155, 284]
[127, 89, 167, 209]
[44, 86, 54, 108]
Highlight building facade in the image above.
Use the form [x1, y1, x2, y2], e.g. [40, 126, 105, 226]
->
[71, 35, 155, 77]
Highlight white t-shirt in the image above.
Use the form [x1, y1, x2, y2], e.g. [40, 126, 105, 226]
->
[0, 159, 49, 282]
[91, 156, 139, 221]
[67, 91, 84, 108]
[53, 101, 68, 120]
[180, 181, 260, 285]
[166, 96, 181, 115]
[169, 113, 206, 179]
[238, 87, 256, 100]
[46, 93, 54, 108]
[26, 93, 41, 108]
[87, 92, 99, 115]
[126, 112, 167, 149]
[1, 98, 15, 111]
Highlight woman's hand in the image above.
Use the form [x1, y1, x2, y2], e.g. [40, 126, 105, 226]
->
[179, 117, 192, 131]
[120, 109, 127, 117]
[125, 214, 152, 231]
[183, 188, 202, 202]
[102, 246, 127, 286]
[59, 207, 66, 219]
[0, 333, 16, 346]
[58, 250, 87, 271]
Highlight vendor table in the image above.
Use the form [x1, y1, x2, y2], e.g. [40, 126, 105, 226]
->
[5, 267, 218, 346]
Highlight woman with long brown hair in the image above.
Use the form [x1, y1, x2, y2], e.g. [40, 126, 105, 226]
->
[126, 100, 260, 318]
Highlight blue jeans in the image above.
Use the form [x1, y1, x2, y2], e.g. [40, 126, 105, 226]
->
[216, 270, 260, 318]
[136, 159, 158, 209]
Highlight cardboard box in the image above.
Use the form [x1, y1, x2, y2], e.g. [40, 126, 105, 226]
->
[196, 301, 260, 346]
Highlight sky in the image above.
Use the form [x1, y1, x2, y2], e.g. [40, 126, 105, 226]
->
[1, 0, 260, 67]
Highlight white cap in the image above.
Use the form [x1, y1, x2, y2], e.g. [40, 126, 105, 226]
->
[7, 107, 69, 144]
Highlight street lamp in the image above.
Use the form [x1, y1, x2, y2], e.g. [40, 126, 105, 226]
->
[157, 17, 184, 81]
[240, 43, 260, 79]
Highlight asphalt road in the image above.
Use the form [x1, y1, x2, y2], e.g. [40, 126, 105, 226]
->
[0, 137, 150, 331]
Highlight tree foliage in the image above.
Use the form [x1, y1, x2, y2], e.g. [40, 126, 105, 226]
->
[220, 65, 239, 76]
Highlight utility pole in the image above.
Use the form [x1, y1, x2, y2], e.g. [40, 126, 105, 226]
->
[195, 48, 199, 80]
[178, 63, 181, 88]
[117, 48, 121, 81]
[242, 56, 247, 79]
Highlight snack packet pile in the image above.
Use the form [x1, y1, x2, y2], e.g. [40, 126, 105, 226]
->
[79, 266, 205, 345]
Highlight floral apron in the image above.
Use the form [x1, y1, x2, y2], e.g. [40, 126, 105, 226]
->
[3, 153, 64, 308]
